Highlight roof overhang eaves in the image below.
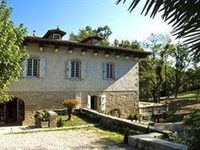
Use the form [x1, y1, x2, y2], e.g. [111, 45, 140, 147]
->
[24, 36, 151, 58]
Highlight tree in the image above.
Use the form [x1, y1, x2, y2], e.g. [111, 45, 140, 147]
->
[140, 34, 170, 102]
[62, 99, 80, 121]
[113, 39, 143, 50]
[117, 0, 200, 62]
[171, 43, 191, 98]
[69, 25, 112, 46]
[0, 0, 28, 103]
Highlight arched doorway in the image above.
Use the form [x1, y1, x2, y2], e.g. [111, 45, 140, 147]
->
[91, 95, 98, 110]
[0, 97, 25, 125]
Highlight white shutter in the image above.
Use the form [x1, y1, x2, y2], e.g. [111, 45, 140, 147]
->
[39, 58, 46, 78]
[65, 60, 68, 79]
[87, 95, 91, 109]
[100, 95, 106, 111]
[115, 63, 120, 80]
[66, 60, 71, 79]
[75, 92, 81, 109]
[81, 60, 87, 79]
[102, 63, 107, 80]
[21, 59, 28, 77]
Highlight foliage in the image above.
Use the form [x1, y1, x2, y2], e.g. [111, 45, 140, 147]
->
[69, 25, 112, 46]
[57, 118, 64, 127]
[117, 0, 200, 62]
[113, 39, 143, 50]
[163, 111, 184, 122]
[170, 43, 191, 98]
[36, 110, 50, 121]
[62, 99, 80, 120]
[128, 112, 142, 120]
[170, 110, 200, 150]
[0, 0, 28, 102]
[140, 34, 169, 102]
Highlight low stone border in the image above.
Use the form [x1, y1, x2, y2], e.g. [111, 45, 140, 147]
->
[80, 108, 172, 137]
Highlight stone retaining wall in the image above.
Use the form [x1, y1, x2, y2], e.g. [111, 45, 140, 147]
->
[80, 108, 172, 136]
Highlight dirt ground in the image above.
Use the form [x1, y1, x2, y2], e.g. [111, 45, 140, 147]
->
[0, 129, 133, 150]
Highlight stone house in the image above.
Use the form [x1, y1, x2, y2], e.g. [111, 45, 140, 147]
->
[0, 28, 150, 125]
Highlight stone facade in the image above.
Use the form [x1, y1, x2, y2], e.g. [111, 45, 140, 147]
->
[10, 90, 138, 125]
[5, 29, 150, 125]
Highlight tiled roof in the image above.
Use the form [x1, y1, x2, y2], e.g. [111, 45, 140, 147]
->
[24, 36, 151, 58]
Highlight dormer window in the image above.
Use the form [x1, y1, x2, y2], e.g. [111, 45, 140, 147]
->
[53, 34, 61, 40]
[43, 28, 66, 39]
[91, 39, 99, 45]
[80, 35, 103, 45]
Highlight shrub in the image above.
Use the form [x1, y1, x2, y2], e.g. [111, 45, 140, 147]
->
[37, 110, 50, 121]
[57, 118, 64, 127]
[170, 110, 200, 150]
[62, 99, 80, 120]
[128, 112, 142, 121]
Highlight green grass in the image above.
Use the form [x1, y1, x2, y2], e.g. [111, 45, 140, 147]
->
[178, 89, 200, 99]
[58, 115, 90, 127]
[85, 127, 124, 144]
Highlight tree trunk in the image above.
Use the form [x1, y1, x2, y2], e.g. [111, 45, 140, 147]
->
[152, 90, 158, 103]
[67, 108, 73, 121]
[174, 70, 179, 99]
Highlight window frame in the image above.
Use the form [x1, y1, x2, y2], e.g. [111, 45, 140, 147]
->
[106, 62, 115, 80]
[53, 33, 61, 40]
[27, 58, 40, 77]
[70, 60, 81, 79]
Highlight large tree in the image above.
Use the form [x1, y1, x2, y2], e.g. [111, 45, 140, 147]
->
[140, 34, 170, 102]
[0, 0, 28, 103]
[172, 43, 191, 98]
[117, 0, 200, 62]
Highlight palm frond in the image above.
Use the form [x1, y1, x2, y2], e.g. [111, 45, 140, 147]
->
[117, 0, 200, 62]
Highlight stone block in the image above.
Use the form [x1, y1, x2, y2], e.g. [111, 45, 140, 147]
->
[128, 134, 188, 150]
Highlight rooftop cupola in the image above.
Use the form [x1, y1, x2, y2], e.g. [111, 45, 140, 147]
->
[43, 27, 66, 40]
[80, 35, 103, 45]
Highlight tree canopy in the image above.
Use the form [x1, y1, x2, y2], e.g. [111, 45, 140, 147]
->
[117, 0, 200, 62]
[0, 0, 28, 102]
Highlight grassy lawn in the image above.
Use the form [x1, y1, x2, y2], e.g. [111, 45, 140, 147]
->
[91, 127, 124, 143]
[56, 115, 125, 144]
[57, 115, 90, 127]
[161, 89, 200, 122]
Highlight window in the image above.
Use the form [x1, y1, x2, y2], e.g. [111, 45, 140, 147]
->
[71, 60, 81, 78]
[27, 58, 39, 77]
[53, 34, 61, 40]
[91, 39, 99, 45]
[106, 63, 115, 79]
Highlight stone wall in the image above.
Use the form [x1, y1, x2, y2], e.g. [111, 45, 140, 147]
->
[11, 90, 138, 125]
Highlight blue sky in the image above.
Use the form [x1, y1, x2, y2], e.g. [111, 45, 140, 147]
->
[7, 0, 173, 42]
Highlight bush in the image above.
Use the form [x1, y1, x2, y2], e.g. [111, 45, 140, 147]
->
[128, 112, 142, 121]
[170, 110, 200, 150]
[57, 118, 64, 127]
[62, 99, 80, 120]
[36, 110, 50, 121]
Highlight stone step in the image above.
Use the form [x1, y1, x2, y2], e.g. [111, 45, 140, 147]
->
[128, 133, 188, 150]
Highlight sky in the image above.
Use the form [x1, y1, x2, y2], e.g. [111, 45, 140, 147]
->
[6, 0, 174, 43]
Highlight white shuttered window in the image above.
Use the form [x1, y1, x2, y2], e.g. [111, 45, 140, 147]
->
[27, 58, 40, 77]
[71, 60, 81, 78]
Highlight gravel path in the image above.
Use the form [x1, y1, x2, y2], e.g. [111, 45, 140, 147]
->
[0, 129, 132, 150]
